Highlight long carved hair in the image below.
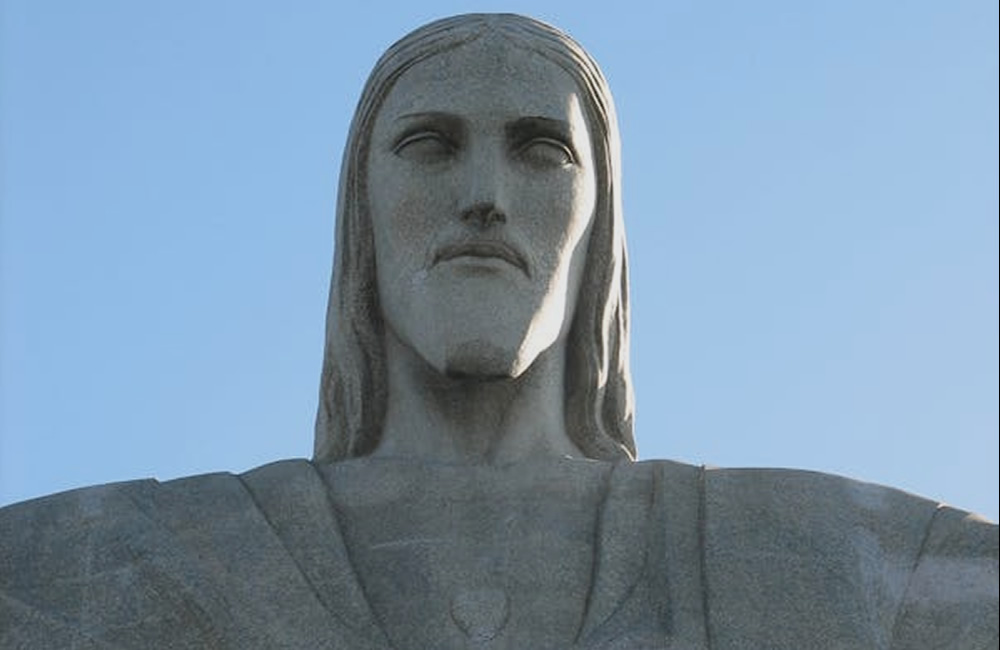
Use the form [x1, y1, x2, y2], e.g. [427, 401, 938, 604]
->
[314, 14, 635, 462]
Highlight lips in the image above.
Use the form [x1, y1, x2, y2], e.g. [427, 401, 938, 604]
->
[433, 241, 529, 276]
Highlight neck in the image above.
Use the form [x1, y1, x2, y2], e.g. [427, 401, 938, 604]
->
[374, 332, 583, 463]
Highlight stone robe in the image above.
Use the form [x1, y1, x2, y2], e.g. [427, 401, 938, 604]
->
[1, 458, 996, 648]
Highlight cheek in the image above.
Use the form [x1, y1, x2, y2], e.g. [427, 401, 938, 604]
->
[370, 176, 446, 277]
[531, 172, 597, 270]
[567, 171, 598, 239]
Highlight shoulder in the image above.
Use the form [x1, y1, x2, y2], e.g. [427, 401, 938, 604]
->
[0, 459, 380, 649]
[891, 504, 998, 648]
[635, 460, 998, 647]
[0, 457, 322, 570]
[0, 472, 244, 647]
[0, 470, 257, 646]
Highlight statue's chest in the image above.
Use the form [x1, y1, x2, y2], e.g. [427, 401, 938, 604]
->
[332, 466, 603, 648]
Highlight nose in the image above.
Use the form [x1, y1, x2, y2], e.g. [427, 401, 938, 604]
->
[457, 143, 509, 229]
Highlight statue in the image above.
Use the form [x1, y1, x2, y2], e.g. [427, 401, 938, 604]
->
[1, 14, 996, 649]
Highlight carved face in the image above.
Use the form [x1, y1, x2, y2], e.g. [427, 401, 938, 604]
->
[367, 37, 598, 378]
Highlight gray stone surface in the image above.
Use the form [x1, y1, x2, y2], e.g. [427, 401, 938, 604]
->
[2, 460, 996, 648]
[2, 13, 997, 649]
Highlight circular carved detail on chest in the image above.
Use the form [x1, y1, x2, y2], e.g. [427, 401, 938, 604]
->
[450, 587, 510, 641]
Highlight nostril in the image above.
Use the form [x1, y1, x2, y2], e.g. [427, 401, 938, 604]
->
[484, 207, 506, 225]
[462, 203, 507, 227]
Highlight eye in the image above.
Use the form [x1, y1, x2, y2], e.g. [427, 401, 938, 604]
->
[393, 131, 455, 162]
[516, 137, 576, 168]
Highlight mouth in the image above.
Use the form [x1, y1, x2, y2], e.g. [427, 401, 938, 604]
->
[433, 241, 529, 276]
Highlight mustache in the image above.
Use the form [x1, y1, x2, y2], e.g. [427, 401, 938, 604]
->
[432, 239, 530, 276]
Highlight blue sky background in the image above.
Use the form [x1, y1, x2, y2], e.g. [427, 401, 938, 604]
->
[2, 1, 997, 521]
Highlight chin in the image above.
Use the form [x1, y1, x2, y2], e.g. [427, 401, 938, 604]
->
[442, 340, 524, 380]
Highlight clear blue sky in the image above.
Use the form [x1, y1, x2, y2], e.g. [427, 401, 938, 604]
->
[2, 1, 997, 521]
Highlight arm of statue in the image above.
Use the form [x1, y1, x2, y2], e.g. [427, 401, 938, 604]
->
[700, 467, 999, 649]
[889, 505, 999, 649]
[0, 461, 391, 649]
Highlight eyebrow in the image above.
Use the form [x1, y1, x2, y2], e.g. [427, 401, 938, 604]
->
[394, 111, 462, 126]
[390, 111, 464, 144]
[396, 112, 571, 135]
[505, 116, 573, 143]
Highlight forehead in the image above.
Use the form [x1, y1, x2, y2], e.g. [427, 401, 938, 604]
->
[377, 37, 585, 123]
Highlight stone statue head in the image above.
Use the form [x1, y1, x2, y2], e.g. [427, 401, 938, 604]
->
[314, 14, 635, 462]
